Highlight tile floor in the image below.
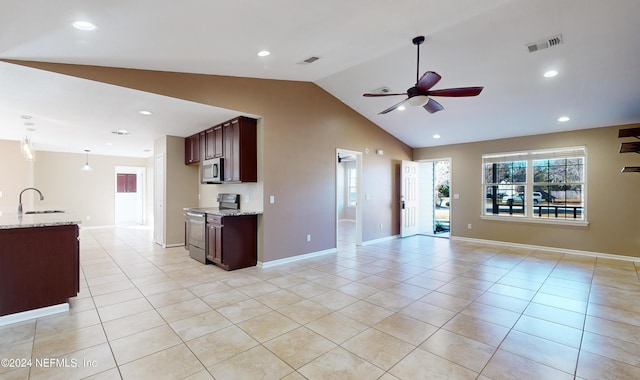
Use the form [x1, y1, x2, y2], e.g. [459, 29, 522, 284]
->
[1, 226, 640, 379]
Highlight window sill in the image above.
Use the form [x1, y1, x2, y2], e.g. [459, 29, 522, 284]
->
[481, 215, 589, 227]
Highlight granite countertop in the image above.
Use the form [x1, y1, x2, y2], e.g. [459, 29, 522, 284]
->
[185, 207, 263, 217]
[0, 211, 82, 229]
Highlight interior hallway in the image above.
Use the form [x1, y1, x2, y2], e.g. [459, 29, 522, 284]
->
[1, 226, 640, 379]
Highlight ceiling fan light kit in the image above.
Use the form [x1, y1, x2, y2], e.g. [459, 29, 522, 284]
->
[363, 35, 483, 115]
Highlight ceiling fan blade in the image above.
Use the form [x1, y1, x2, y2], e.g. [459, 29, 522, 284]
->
[423, 98, 444, 114]
[379, 99, 409, 114]
[363, 92, 407, 97]
[416, 71, 441, 92]
[426, 87, 484, 97]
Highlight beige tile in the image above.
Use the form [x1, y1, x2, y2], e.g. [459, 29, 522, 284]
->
[420, 291, 472, 312]
[373, 313, 438, 346]
[146, 288, 197, 308]
[264, 326, 337, 369]
[287, 282, 331, 298]
[97, 298, 154, 322]
[443, 314, 510, 347]
[103, 309, 166, 341]
[309, 289, 358, 310]
[89, 278, 135, 296]
[576, 350, 640, 380]
[110, 324, 182, 365]
[500, 330, 578, 374]
[482, 349, 574, 379]
[364, 290, 415, 311]
[514, 315, 583, 348]
[0, 320, 36, 346]
[306, 312, 368, 344]
[524, 302, 586, 329]
[357, 275, 399, 290]
[208, 344, 293, 379]
[420, 329, 496, 372]
[254, 289, 304, 309]
[217, 299, 272, 323]
[337, 281, 380, 299]
[399, 300, 457, 327]
[156, 298, 212, 323]
[237, 311, 299, 342]
[279, 299, 332, 324]
[92, 287, 144, 307]
[169, 310, 232, 341]
[460, 301, 520, 328]
[487, 283, 537, 300]
[311, 273, 353, 289]
[584, 315, 640, 345]
[342, 328, 415, 370]
[436, 283, 485, 301]
[32, 324, 107, 358]
[135, 280, 184, 297]
[34, 309, 101, 339]
[298, 347, 385, 380]
[187, 325, 258, 367]
[338, 300, 395, 326]
[389, 347, 478, 379]
[386, 282, 432, 299]
[119, 344, 204, 380]
[29, 343, 117, 380]
[235, 281, 280, 297]
[475, 291, 530, 313]
[580, 331, 640, 366]
[200, 288, 250, 309]
[586, 302, 640, 327]
[182, 370, 214, 380]
[0, 339, 32, 376]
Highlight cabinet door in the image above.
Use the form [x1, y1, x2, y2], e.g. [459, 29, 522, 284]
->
[213, 125, 223, 158]
[205, 128, 215, 159]
[184, 133, 201, 165]
[223, 122, 234, 181]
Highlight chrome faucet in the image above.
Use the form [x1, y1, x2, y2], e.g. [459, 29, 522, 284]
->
[18, 187, 44, 215]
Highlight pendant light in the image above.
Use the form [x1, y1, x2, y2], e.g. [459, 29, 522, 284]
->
[81, 149, 93, 171]
[20, 115, 36, 162]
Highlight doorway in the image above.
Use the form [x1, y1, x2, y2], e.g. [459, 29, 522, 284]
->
[115, 166, 146, 226]
[336, 149, 362, 248]
[418, 159, 451, 237]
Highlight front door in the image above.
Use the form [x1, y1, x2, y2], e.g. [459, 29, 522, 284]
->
[400, 160, 420, 237]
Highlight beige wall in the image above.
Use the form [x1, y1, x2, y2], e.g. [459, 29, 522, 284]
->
[414, 125, 640, 257]
[0, 140, 31, 212]
[14, 61, 413, 262]
[27, 150, 151, 227]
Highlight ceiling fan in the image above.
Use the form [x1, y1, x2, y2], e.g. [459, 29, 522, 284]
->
[363, 36, 483, 114]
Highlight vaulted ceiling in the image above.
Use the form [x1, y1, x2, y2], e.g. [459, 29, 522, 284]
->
[1, 0, 639, 157]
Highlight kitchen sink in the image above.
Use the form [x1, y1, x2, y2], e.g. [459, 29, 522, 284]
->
[25, 210, 65, 214]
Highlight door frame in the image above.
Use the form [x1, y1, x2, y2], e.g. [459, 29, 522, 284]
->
[335, 148, 363, 247]
[417, 157, 452, 238]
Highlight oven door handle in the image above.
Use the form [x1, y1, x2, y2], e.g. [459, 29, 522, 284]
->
[187, 212, 205, 218]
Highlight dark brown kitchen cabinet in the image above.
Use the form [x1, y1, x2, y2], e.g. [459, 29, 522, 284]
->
[185, 132, 201, 165]
[206, 214, 257, 271]
[205, 125, 224, 159]
[223, 117, 257, 182]
[0, 224, 79, 316]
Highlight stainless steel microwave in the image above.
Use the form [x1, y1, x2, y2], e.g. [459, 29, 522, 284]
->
[201, 158, 223, 183]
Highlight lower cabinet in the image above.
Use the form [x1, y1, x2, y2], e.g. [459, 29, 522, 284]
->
[206, 214, 257, 270]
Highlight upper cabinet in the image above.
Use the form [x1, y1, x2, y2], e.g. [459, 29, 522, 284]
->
[223, 117, 257, 183]
[185, 132, 201, 165]
[205, 125, 224, 159]
[185, 116, 257, 183]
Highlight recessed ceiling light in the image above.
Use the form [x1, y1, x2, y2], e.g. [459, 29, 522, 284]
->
[105, 142, 113, 146]
[558, 116, 570, 122]
[112, 129, 130, 136]
[397, 105, 406, 111]
[544, 70, 558, 78]
[139, 110, 152, 115]
[433, 134, 441, 139]
[72, 21, 96, 31]
[257, 50, 271, 57]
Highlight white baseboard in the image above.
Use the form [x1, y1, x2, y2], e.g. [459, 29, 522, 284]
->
[258, 248, 338, 269]
[451, 236, 640, 263]
[0, 303, 69, 327]
[361, 234, 399, 246]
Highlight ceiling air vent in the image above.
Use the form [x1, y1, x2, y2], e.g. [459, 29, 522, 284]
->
[297, 56, 320, 65]
[526, 34, 563, 53]
[371, 86, 392, 95]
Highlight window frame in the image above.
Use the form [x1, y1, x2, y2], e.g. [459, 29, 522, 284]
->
[481, 146, 588, 226]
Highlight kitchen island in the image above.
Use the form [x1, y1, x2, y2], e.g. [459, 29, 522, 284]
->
[0, 211, 81, 324]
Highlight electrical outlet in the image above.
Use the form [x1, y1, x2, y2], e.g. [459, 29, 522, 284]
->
[306, 234, 311, 242]
[468, 223, 472, 229]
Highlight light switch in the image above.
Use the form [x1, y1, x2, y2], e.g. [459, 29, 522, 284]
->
[269, 195, 275, 204]
[453, 194, 460, 199]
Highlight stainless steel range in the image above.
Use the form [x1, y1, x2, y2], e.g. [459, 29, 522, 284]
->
[186, 210, 206, 263]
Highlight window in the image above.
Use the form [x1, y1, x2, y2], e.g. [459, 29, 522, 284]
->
[482, 147, 586, 224]
[348, 168, 357, 207]
[117, 173, 137, 193]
